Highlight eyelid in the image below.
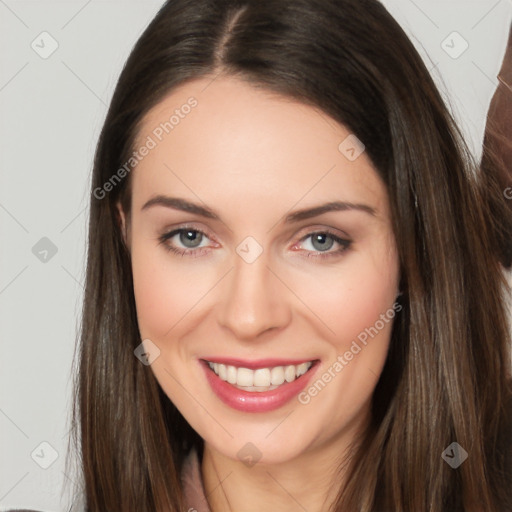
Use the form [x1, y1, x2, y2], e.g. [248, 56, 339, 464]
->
[293, 224, 351, 243]
[159, 222, 217, 242]
[158, 224, 218, 248]
[158, 224, 352, 259]
[290, 228, 352, 258]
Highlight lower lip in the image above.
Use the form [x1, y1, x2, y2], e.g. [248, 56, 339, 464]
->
[200, 360, 318, 413]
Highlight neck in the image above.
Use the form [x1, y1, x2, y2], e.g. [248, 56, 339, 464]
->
[201, 420, 367, 512]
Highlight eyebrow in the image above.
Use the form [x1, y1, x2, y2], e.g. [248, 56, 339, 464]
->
[141, 195, 376, 222]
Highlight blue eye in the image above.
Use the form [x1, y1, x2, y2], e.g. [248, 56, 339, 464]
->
[297, 231, 351, 259]
[158, 227, 211, 257]
[176, 229, 204, 248]
[157, 227, 351, 259]
[308, 233, 335, 251]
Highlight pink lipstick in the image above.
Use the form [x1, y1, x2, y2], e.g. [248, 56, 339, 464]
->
[200, 358, 318, 413]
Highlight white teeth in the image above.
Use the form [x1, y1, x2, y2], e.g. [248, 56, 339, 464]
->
[284, 365, 296, 382]
[237, 367, 254, 387]
[296, 362, 309, 377]
[227, 365, 237, 384]
[270, 366, 285, 385]
[238, 385, 280, 392]
[207, 361, 313, 390]
[253, 368, 270, 387]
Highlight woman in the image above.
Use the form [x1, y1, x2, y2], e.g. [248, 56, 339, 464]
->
[52, 1, 511, 511]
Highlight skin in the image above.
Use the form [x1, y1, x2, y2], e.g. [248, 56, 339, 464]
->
[118, 74, 400, 512]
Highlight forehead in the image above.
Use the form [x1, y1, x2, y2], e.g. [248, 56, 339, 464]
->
[130, 75, 388, 216]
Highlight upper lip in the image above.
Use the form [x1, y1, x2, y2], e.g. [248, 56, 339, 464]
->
[201, 357, 318, 370]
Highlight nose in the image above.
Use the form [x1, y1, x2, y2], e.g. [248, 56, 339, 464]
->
[217, 253, 292, 341]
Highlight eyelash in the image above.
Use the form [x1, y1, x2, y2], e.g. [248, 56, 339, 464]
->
[157, 226, 352, 260]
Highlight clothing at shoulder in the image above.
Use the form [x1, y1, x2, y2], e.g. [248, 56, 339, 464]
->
[182, 447, 211, 512]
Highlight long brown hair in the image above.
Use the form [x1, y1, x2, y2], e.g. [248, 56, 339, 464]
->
[481, 22, 512, 269]
[66, 1, 512, 510]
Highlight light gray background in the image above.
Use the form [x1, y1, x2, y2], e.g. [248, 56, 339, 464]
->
[1, 1, 511, 510]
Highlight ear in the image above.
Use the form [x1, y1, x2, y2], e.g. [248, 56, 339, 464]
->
[116, 201, 129, 248]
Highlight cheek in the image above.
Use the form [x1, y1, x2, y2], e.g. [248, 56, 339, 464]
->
[131, 223, 399, 349]
[290, 249, 399, 349]
[130, 241, 208, 339]
[292, 247, 400, 426]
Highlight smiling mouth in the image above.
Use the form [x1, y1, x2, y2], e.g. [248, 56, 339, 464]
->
[205, 360, 315, 392]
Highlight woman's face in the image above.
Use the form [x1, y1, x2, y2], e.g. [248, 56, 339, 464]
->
[118, 75, 400, 465]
